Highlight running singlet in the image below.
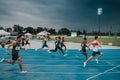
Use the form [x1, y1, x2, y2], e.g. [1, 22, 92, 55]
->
[92, 40, 99, 52]
[55, 40, 61, 47]
[61, 39, 64, 43]
[12, 42, 21, 54]
[12, 42, 21, 60]
[26, 40, 30, 44]
[81, 42, 86, 50]
[42, 41, 48, 48]
[42, 40, 46, 45]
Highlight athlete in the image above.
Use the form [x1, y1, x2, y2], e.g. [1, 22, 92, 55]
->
[25, 37, 31, 49]
[61, 37, 67, 52]
[50, 36, 67, 56]
[1, 40, 6, 48]
[21, 37, 25, 48]
[0, 35, 27, 73]
[80, 37, 90, 60]
[37, 35, 50, 52]
[83, 36, 103, 67]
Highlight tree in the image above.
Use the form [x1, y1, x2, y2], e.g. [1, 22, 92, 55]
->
[36, 27, 43, 33]
[34, 28, 37, 34]
[24, 27, 34, 34]
[58, 28, 71, 35]
[13, 24, 24, 34]
[5, 28, 12, 32]
[83, 29, 87, 35]
[43, 27, 48, 31]
[0, 27, 4, 30]
[48, 28, 56, 35]
[77, 30, 82, 35]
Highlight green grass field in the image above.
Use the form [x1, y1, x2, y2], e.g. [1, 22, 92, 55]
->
[65, 38, 120, 46]
[33, 37, 120, 46]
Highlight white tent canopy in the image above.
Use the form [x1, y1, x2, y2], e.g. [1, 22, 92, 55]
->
[0, 30, 10, 35]
[37, 31, 50, 36]
[25, 33, 32, 36]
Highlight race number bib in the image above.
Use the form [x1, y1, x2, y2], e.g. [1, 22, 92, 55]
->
[15, 46, 20, 50]
[81, 43, 84, 47]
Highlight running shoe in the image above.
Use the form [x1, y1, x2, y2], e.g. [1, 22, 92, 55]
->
[65, 50, 68, 52]
[0, 58, 4, 62]
[48, 51, 51, 53]
[83, 62, 87, 67]
[63, 54, 67, 56]
[20, 70, 27, 73]
[95, 59, 99, 64]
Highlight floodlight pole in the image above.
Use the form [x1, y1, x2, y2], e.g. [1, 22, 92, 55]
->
[98, 15, 101, 37]
[97, 8, 102, 37]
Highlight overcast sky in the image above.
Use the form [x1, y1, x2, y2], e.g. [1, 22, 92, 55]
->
[0, 0, 120, 32]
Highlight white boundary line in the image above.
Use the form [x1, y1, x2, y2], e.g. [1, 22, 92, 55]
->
[105, 61, 115, 66]
[86, 65, 120, 80]
[18, 60, 120, 61]
[23, 72, 120, 74]
[0, 71, 117, 75]
[24, 72, 98, 74]
[5, 71, 120, 75]
[1, 58, 120, 61]
[107, 72, 120, 74]
[1, 71, 119, 74]
[0, 64, 116, 66]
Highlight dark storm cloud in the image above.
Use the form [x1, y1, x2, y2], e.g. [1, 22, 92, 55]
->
[0, 0, 120, 32]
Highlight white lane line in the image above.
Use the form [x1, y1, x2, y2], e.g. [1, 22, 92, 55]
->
[86, 65, 120, 80]
[105, 61, 115, 66]
[26, 72, 120, 74]
[0, 71, 120, 75]
[25, 71, 120, 74]
[106, 72, 120, 74]
[0, 64, 116, 66]
[18, 60, 120, 61]
[25, 72, 98, 74]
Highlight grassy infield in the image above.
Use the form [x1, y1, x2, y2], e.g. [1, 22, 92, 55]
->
[65, 38, 120, 46]
[35, 37, 120, 46]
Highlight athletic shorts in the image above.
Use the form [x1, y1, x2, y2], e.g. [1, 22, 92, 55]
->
[92, 51, 101, 57]
[81, 49, 86, 53]
[1, 44, 5, 48]
[12, 53, 20, 60]
[42, 44, 48, 48]
[26, 42, 30, 45]
[61, 43, 65, 46]
[22, 42, 24, 46]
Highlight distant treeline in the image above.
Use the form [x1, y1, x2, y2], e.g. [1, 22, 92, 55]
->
[0, 24, 120, 36]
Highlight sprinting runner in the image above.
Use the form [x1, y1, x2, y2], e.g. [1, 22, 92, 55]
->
[50, 36, 67, 56]
[1, 40, 6, 48]
[21, 37, 25, 48]
[61, 37, 67, 52]
[25, 37, 31, 49]
[83, 36, 103, 67]
[0, 35, 27, 73]
[80, 37, 90, 60]
[37, 35, 50, 52]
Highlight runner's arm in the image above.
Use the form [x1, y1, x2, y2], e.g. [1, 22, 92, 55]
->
[97, 41, 102, 47]
[7, 41, 16, 55]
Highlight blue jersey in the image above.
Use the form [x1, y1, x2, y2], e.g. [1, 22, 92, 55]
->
[55, 40, 61, 47]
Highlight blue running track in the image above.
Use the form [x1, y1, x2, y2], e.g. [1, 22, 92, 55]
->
[0, 48, 120, 80]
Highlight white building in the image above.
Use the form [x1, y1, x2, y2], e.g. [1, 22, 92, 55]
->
[71, 32, 77, 37]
